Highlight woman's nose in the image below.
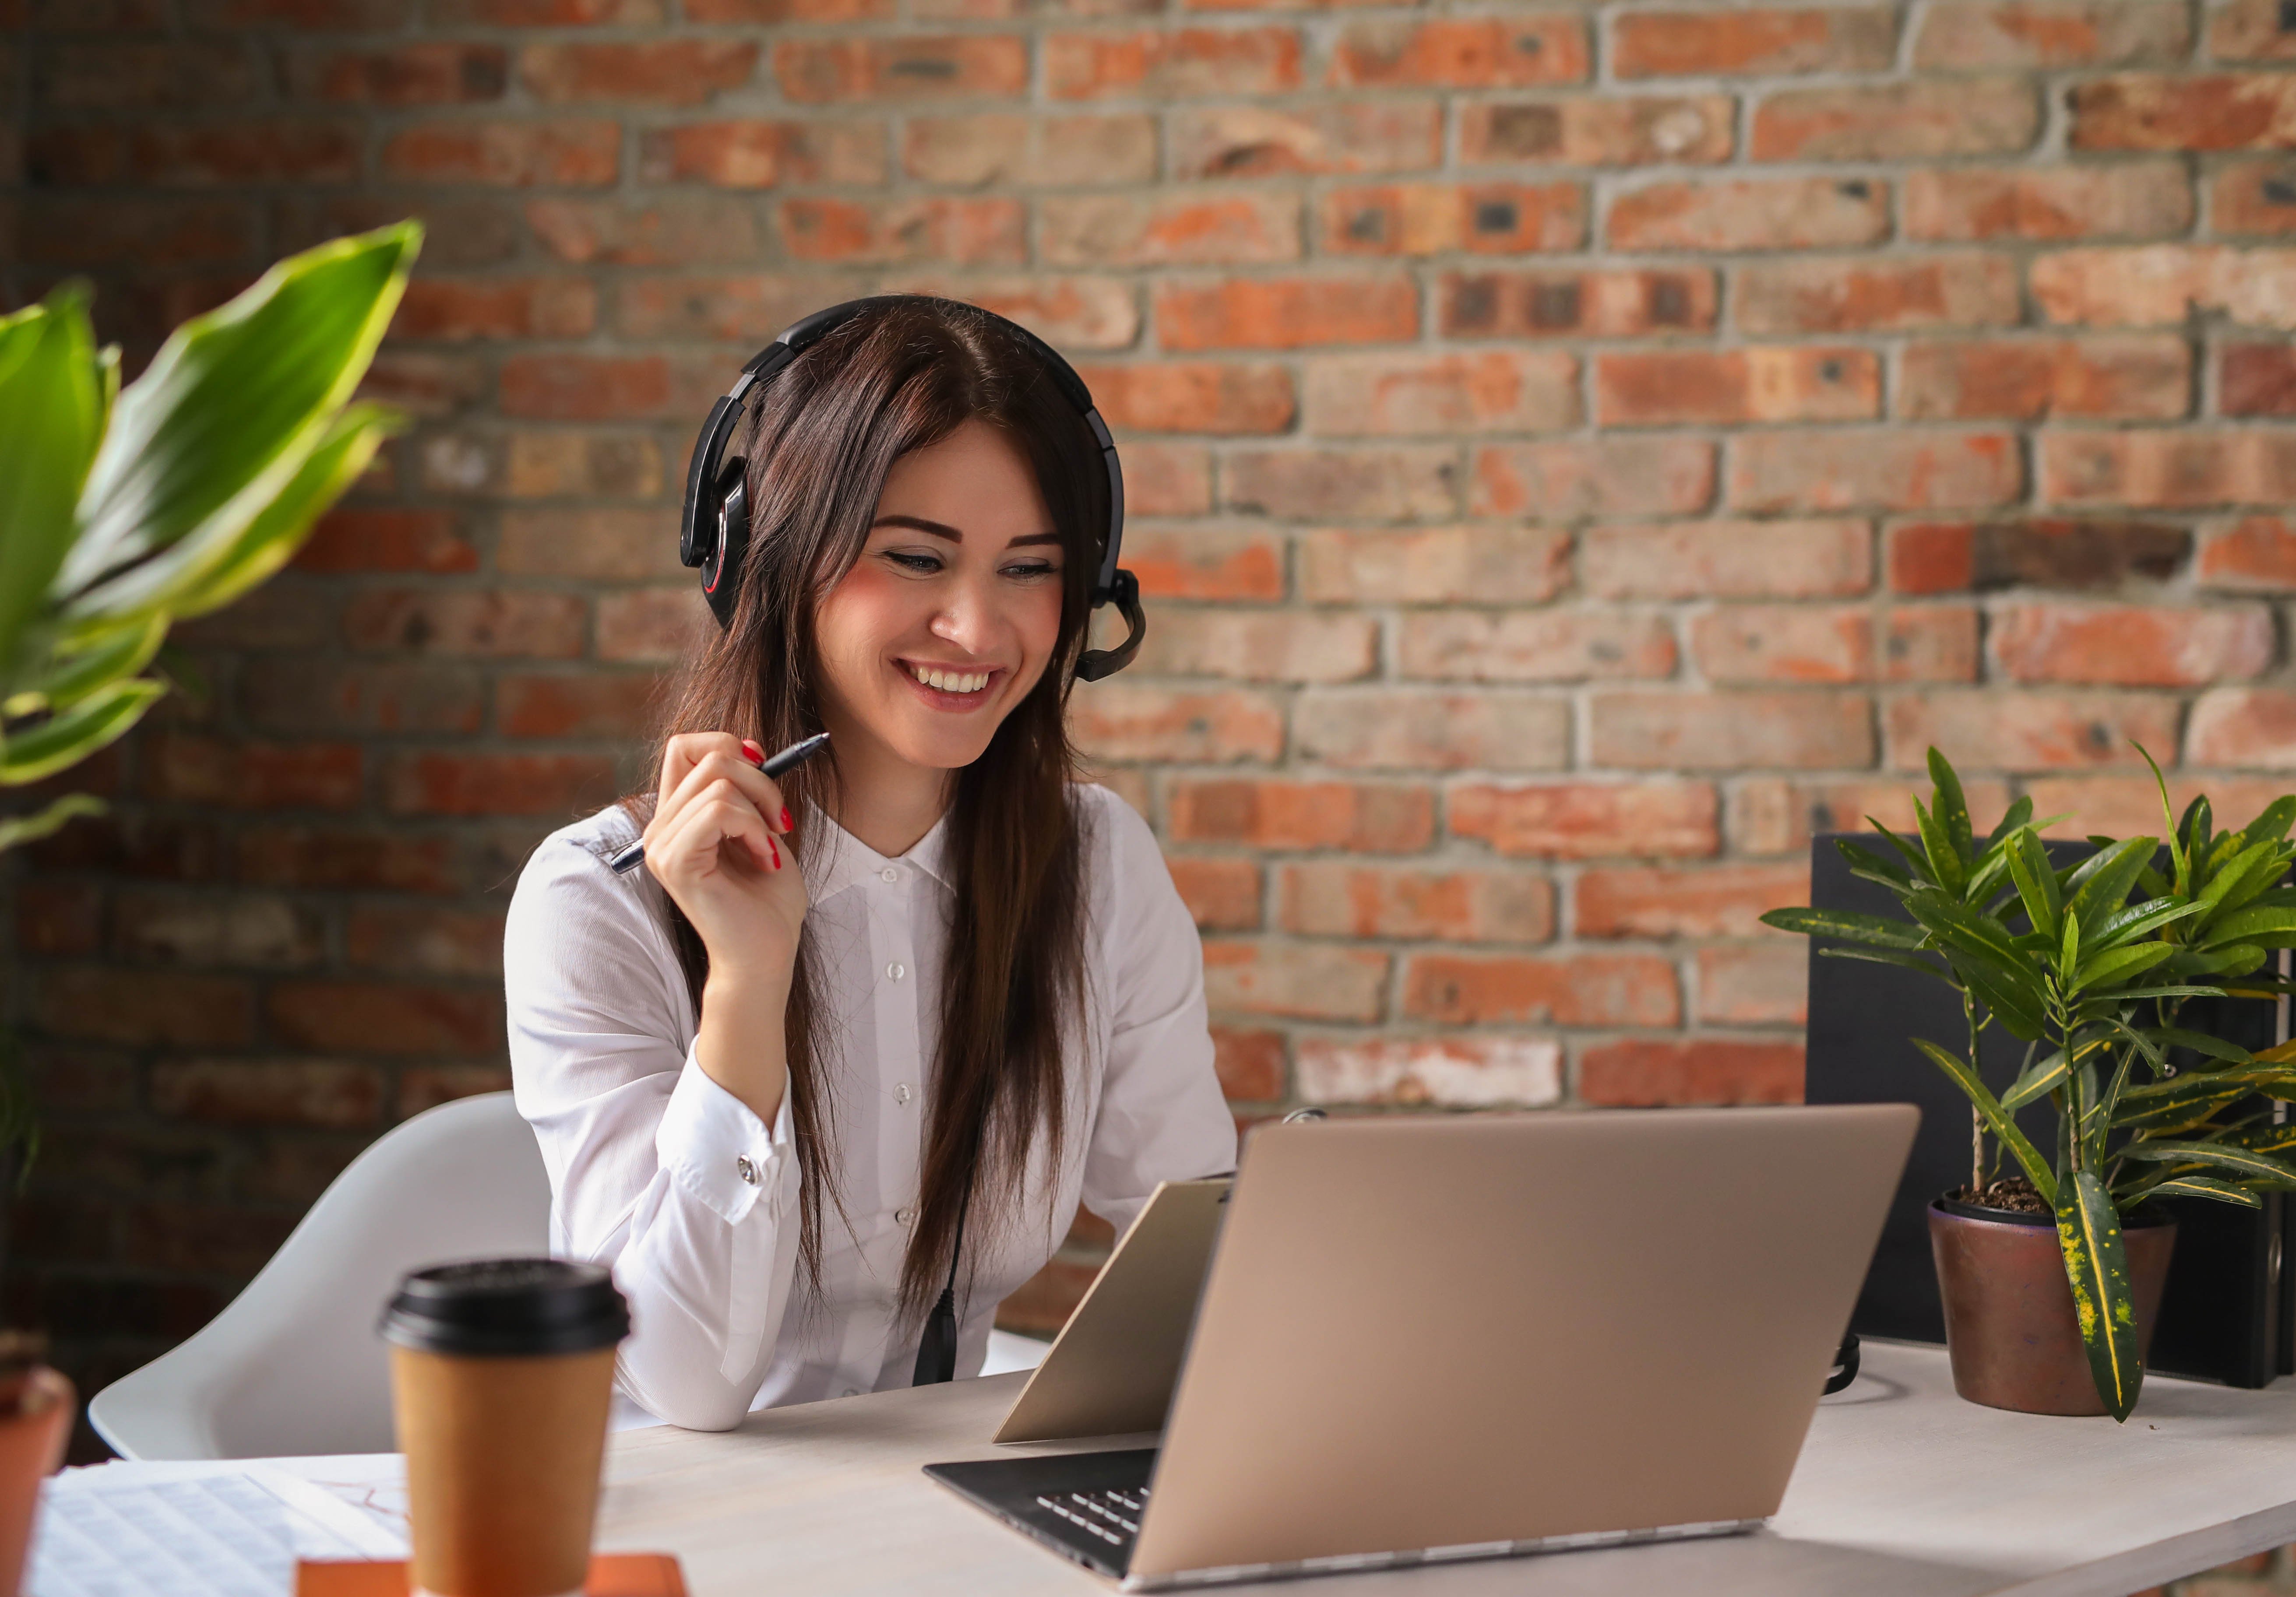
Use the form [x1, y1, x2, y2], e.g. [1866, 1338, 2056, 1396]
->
[928, 575, 998, 654]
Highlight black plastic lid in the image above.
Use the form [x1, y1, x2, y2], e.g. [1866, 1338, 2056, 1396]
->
[379, 1258, 629, 1357]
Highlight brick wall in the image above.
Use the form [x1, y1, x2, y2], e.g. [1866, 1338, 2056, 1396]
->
[8, 0, 2296, 1488]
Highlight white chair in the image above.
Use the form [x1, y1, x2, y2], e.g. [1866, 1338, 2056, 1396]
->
[89, 1090, 1051, 1459]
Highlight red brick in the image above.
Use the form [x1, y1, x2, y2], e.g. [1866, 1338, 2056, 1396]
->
[598, 587, 709, 662]
[1329, 17, 1588, 88]
[396, 276, 594, 341]
[1296, 1037, 1560, 1108]
[1279, 862, 1551, 943]
[342, 589, 585, 657]
[518, 39, 755, 103]
[1914, 2, 2188, 67]
[1991, 602, 2273, 686]
[1904, 164, 2190, 242]
[2022, 775, 2296, 840]
[1580, 1039, 1803, 1107]
[1123, 444, 1213, 515]
[428, 0, 659, 18]
[1210, 1026, 1284, 1101]
[234, 825, 458, 895]
[293, 507, 476, 574]
[2188, 689, 2296, 767]
[1885, 691, 2181, 770]
[904, 113, 1155, 186]
[614, 275, 826, 341]
[504, 431, 663, 498]
[142, 734, 362, 810]
[1168, 778, 1435, 851]
[1615, 6, 1895, 76]
[42, 40, 260, 109]
[380, 119, 617, 185]
[1898, 336, 2189, 422]
[499, 353, 725, 419]
[1576, 862, 1811, 940]
[1300, 526, 1569, 604]
[382, 751, 619, 816]
[1402, 952, 1678, 1027]
[1077, 362, 1293, 434]
[1201, 941, 1389, 1021]
[2072, 74, 2296, 151]
[497, 672, 664, 739]
[1592, 691, 1874, 770]
[773, 36, 1026, 102]
[11, 196, 256, 268]
[2210, 160, 2296, 235]
[106, 888, 323, 970]
[240, 658, 484, 735]
[1154, 274, 1416, 350]
[1293, 689, 1570, 770]
[1069, 684, 1286, 762]
[298, 42, 506, 103]
[1582, 520, 1873, 601]
[345, 905, 507, 977]
[1044, 192, 1298, 267]
[687, 0, 889, 17]
[781, 197, 1023, 265]
[1170, 102, 1440, 178]
[2211, 0, 2296, 59]
[1396, 611, 1676, 682]
[1440, 267, 1717, 339]
[1046, 28, 1301, 98]
[1736, 253, 2021, 334]
[1754, 80, 2039, 161]
[1690, 607, 1871, 685]
[1731, 430, 2023, 512]
[1730, 776, 2013, 856]
[2199, 516, 2296, 589]
[497, 509, 681, 579]
[32, 120, 362, 186]
[1136, 609, 1375, 681]
[150, 1059, 381, 1129]
[2032, 245, 2296, 328]
[357, 351, 488, 418]
[16, 881, 102, 958]
[1166, 856, 1262, 931]
[1471, 438, 1715, 518]
[2042, 429, 2296, 507]
[1609, 176, 1884, 253]
[1224, 446, 1457, 520]
[1448, 781, 1719, 859]
[1320, 181, 1585, 256]
[31, 967, 253, 1048]
[1889, 607, 1983, 683]
[267, 979, 503, 1055]
[1303, 349, 1577, 435]
[636, 120, 886, 188]
[2224, 344, 2296, 415]
[1597, 348, 1877, 427]
[1698, 943, 1807, 1025]
[1124, 525, 1284, 600]
[1458, 95, 1733, 166]
[885, 275, 1141, 350]
[1885, 517, 2191, 594]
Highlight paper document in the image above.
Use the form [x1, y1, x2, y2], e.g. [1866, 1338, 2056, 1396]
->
[29, 1461, 406, 1597]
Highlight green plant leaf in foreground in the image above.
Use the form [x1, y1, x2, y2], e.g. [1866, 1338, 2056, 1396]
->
[2143, 1175, 2264, 1208]
[1912, 1037, 2055, 1201]
[0, 791, 105, 852]
[0, 286, 104, 683]
[2058, 1170, 2141, 1422]
[1759, 907, 1926, 949]
[0, 676, 166, 785]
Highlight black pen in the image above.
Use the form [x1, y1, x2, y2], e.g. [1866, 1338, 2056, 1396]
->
[608, 732, 831, 876]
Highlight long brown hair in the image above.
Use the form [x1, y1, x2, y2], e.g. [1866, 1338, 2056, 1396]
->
[616, 298, 1102, 1325]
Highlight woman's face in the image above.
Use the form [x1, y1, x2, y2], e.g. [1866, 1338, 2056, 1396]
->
[812, 419, 1068, 776]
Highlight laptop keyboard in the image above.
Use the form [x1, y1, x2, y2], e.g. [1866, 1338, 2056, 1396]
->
[1034, 1487, 1148, 1551]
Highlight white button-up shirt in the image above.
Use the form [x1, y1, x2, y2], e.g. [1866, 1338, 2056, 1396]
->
[503, 784, 1237, 1431]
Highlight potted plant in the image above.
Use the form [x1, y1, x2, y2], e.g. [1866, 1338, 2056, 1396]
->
[1764, 748, 2296, 1421]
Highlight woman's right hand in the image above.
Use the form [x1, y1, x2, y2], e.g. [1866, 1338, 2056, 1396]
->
[644, 732, 806, 988]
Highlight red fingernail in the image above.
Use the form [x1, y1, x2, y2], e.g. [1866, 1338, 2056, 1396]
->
[741, 739, 764, 767]
[781, 807, 793, 832]
[769, 837, 781, 869]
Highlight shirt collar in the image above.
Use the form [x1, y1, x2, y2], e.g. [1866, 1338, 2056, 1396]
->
[802, 801, 954, 902]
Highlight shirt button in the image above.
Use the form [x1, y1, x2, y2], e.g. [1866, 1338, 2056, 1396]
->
[896, 1206, 915, 1226]
[887, 962, 905, 981]
[895, 1083, 913, 1105]
[880, 867, 899, 883]
[735, 1155, 760, 1186]
[843, 1387, 859, 1399]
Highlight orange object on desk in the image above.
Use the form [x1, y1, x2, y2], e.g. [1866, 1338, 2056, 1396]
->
[296, 1554, 687, 1597]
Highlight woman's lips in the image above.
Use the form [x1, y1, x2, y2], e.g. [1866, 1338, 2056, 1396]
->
[897, 658, 1003, 711]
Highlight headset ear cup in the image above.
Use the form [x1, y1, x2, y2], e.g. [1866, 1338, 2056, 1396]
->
[701, 468, 749, 630]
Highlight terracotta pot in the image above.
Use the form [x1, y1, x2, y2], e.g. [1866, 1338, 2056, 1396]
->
[0, 1367, 74, 1597]
[1928, 1198, 2176, 1417]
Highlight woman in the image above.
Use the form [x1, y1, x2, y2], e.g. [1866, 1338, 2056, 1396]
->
[502, 298, 1237, 1431]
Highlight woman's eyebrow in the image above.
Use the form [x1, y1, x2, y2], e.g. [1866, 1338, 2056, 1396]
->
[872, 514, 1062, 549]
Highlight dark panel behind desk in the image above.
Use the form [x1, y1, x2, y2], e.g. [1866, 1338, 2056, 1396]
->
[1802, 834, 2290, 1388]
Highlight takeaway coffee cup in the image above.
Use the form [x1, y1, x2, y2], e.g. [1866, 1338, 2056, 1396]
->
[380, 1258, 630, 1597]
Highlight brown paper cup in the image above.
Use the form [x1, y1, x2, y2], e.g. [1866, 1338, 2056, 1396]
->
[380, 1259, 630, 1597]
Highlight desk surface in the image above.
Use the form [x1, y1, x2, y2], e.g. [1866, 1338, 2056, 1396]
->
[595, 1341, 2296, 1597]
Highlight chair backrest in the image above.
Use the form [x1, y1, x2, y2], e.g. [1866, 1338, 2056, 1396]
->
[88, 1091, 551, 1460]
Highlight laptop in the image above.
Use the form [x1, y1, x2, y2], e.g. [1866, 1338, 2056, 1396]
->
[928, 1104, 1919, 1590]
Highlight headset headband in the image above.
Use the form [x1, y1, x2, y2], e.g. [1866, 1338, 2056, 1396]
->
[677, 294, 1144, 682]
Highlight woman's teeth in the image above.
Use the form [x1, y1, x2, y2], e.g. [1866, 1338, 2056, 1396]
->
[909, 663, 990, 694]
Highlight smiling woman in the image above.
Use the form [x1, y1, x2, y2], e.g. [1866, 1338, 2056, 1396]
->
[498, 298, 1235, 1432]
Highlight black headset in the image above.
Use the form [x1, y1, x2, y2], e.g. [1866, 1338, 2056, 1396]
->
[678, 294, 1146, 682]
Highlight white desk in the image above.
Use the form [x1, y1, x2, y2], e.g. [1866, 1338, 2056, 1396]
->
[593, 1342, 2296, 1597]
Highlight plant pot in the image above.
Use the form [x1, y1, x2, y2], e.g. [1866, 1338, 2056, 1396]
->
[0, 1367, 73, 1597]
[1928, 1197, 2176, 1417]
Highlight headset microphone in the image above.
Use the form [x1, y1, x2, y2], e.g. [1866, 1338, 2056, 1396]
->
[677, 294, 1146, 681]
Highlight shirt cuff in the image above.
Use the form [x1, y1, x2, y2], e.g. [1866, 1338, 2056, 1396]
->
[656, 1043, 795, 1226]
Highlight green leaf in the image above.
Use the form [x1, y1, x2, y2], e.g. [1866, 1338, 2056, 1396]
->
[58, 222, 421, 623]
[1911, 1036, 2055, 1203]
[2095, 985, 2227, 1003]
[2088, 896, 2204, 951]
[2071, 941, 2175, 995]
[2142, 1175, 2263, 1209]
[1979, 793, 2035, 861]
[1915, 796, 1968, 898]
[2145, 1028, 2254, 1069]
[3, 613, 165, 717]
[1867, 819, 1936, 889]
[0, 791, 105, 853]
[2182, 795, 2213, 884]
[0, 676, 166, 785]
[2006, 827, 2061, 940]
[2065, 838, 2157, 938]
[2057, 1169, 2142, 1421]
[2204, 905, 2296, 950]
[0, 286, 104, 685]
[2117, 1140, 2296, 1185]
[1928, 746, 1975, 865]
[2112, 1076, 2257, 1133]
[2002, 1046, 2071, 1111]
[2137, 744, 2187, 892]
[2060, 905, 2082, 982]
[1835, 837, 1912, 892]
[2197, 840, 2292, 923]
[1760, 907, 1925, 950]
[1817, 945, 1951, 979]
